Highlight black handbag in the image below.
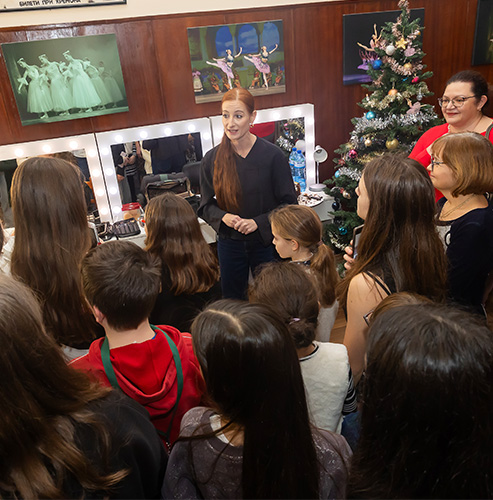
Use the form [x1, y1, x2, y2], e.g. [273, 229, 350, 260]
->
[145, 175, 200, 213]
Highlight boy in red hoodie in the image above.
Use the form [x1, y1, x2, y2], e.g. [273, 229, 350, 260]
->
[71, 240, 203, 448]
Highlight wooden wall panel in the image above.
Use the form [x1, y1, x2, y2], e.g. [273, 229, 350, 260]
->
[0, 0, 489, 180]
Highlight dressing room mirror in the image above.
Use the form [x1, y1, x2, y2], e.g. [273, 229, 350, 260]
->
[210, 103, 315, 187]
[95, 118, 214, 221]
[0, 135, 110, 226]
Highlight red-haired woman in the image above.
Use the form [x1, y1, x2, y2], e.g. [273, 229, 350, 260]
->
[198, 88, 297, 299]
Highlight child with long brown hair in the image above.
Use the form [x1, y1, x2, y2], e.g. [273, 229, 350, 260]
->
[164, 300, 351, 499]
[145, 192, 221, 331]
[198, 87, 297, 300]
[339, 154, 447, 384]
[0, 275, 166, 498]
[10, 156, 101, 358]
[270, 205, 339, 341]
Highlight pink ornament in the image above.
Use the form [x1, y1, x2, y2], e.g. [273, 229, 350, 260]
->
[412, 76, 420, 83]
[348, 149, 358, 159]
[404, 47, 416, 57]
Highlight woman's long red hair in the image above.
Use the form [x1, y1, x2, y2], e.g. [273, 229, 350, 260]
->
[213, 88, 255, 213]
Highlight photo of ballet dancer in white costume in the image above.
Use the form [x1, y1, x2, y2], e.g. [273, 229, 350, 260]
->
[2, 33, 128, 125]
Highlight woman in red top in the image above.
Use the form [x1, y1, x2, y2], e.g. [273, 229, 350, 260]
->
[410, 71, 492, 200]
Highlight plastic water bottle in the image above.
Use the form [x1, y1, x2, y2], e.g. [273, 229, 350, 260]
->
[292, 149, 307, 193]
[288, 148, 297, 177]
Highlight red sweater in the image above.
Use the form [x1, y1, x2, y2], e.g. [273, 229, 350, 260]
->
[71, 325, 204, 445]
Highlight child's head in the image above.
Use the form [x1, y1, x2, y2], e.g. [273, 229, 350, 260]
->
[270, 205, 338, 307]
[82, 241, 161, 331]
[270, 205, 322, 259]
[349, 302, 493, 498]
[191, 299, 306, 422]
[191, 300, 323, 498]
[249, 262, 318, 349]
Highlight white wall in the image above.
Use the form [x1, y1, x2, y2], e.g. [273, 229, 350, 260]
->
[0, 0, 336, 29]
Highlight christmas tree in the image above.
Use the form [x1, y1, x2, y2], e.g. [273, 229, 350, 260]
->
[325, 0, 442, 250]
[276, 118, 305, 157]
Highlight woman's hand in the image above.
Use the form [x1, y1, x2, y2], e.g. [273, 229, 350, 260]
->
[234, 218, 258, 234]
[222, 213, 241, 228]
[344, 242, 355, 270]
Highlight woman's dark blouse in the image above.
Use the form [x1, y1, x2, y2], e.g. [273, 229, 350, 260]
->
[150, 266, 222, 332]
[198, 137, 297, 246]
[436, 197, 493, 314]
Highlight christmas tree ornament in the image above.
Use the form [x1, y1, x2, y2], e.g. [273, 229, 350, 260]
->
[348, 149, 358, 159]
[339, 227, 348, 235]
[395, 37, 407, 49]
[342, 190, 351, 199]
[366, 111, 376, 120]
[332, 200, 341, 211]
[388, 88, 398, 96]
[417, 91, 423, 101]
[337, 158, 345, 166]
[372, 59, 383, 70]
[334, 170, 341, 178]
[412, 76, 420, 83]
[404, 47, 416, 57]
[406, 101, 421, 114]
[295, 139, 306, 152]
[364, 137, 373, 147]
[416, 30, 421, 35]
[386, 138, 399, 149]
[385, 44, 396, 55]
[403, 62, 412, 71]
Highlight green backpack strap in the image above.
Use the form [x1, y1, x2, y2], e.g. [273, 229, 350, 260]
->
[100, 326, 184, 444]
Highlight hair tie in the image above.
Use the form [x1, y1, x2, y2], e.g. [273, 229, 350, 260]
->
[289, 317, 300, 325]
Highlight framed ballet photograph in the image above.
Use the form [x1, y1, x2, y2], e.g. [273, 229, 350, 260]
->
[472, 0, 493, 65]
[187, 20, 285, 104]
[343, 8, 424, 85]
[1, 33, 128, 126]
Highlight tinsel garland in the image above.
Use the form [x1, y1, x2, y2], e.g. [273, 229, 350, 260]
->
[276, 136, 294, 151]
[336, 167, 362, 180]
[351, 109, 438, 134]
[382, 56, 424, 76]
[363, 84, 429, 110]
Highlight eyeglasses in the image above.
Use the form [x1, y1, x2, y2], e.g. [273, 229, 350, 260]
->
[438, 96, 476, 108]
[430, 157, 445, 170]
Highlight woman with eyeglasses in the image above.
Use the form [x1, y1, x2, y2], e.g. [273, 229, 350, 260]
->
[410, 71, 493, 193]
[428, 132, 493, 316]
[338, 154, 447, 385]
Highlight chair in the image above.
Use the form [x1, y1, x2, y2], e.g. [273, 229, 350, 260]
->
[182, 161, 201, 194]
